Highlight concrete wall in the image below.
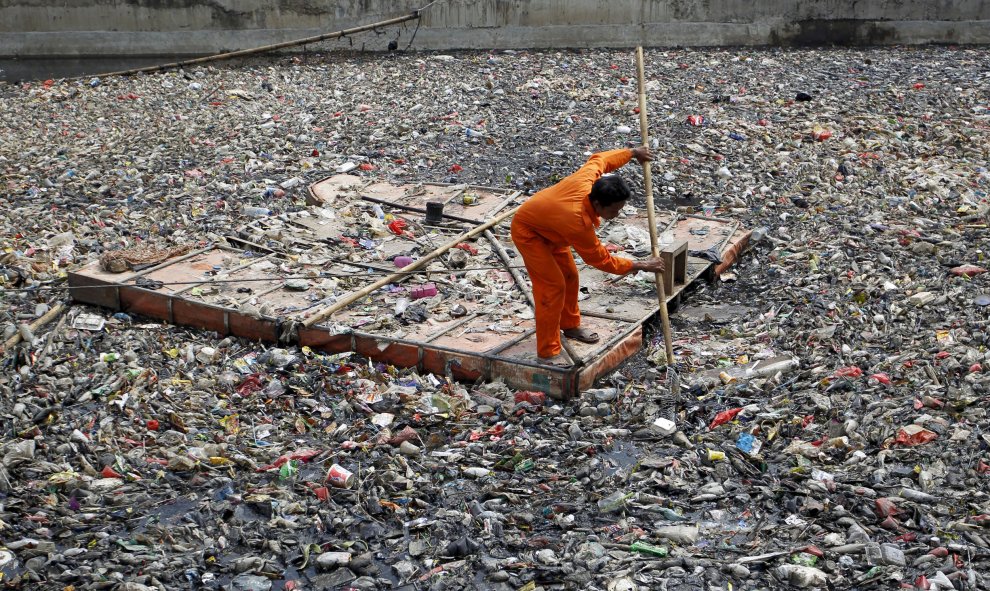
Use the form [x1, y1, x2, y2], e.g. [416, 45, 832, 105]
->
[2, 0, 988, 58]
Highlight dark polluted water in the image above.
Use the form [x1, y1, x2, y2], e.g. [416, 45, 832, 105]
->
[0, 57, 189, 83]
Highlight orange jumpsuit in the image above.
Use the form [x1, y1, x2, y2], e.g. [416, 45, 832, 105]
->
[510, 149, 635, 358]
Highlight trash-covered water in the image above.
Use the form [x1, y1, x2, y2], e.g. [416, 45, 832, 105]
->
[2, 46, 990, 590]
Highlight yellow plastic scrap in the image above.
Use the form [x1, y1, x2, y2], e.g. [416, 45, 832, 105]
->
[219, 414, 240, 435]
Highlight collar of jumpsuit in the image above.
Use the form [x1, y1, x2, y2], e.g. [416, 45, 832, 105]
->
[582, 194, 602, 229]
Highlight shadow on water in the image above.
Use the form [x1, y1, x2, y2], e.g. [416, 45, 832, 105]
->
[0, 57, 199, 83]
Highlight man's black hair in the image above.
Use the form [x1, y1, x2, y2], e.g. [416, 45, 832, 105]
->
[589, 175, 630, 206]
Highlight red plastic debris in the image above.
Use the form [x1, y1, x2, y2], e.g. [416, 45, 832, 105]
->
[387, 219, 408, 236]
[913, 82, 926, 89]
[256, 448, 322, 472]
[237, 374, 264, 396]
[812, 127, 833, 141]
[709, 407, 743, 430]
[146, 419, 160, 431]
[894, 424, 938, 446]
[833, 366, 863, 378]
[515, 391, 547, 406]
[101, 466, 123, 479]
[471, 424, 505, 441]
[359, 163, 375, 171]
[950, 264, 987, 277]
[389, 426, 420, 446]
[801, 545, 824, 558]
[868, 372, 892, 385]
[449, 164, 463, 173]
[875, 497, 901, 518]
[687, 115, 705, 126]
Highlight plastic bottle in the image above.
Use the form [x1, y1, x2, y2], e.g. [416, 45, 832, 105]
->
[597, 491, 634, 513]
[630, 541, 668, 557]
[18, 324, 34, 342]
[242, 206, 271, 217]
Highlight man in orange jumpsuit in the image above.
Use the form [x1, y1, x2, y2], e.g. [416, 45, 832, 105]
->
[511, 146, 665, 363]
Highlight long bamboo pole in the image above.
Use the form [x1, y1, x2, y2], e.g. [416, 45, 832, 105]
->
[72, 12, 421, 80]
[302, 204, 520, 328]
[635, 46, 675, 365]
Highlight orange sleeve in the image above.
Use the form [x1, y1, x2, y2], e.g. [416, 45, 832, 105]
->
[569, 149, 634, 185]
[571, 228, 634, 275]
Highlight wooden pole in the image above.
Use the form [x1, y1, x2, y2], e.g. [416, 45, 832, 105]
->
[71, 12, 422, 80]
[1, 303, 67, 354]
[302, 204, 520, 328]
[484, 229, 582, 367]
[635, 46, 675, 365]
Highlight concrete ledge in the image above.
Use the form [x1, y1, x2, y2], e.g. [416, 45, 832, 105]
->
[3, 19, 989, 59]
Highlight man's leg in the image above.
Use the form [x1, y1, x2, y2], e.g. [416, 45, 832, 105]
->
[551, 247, 581, 331]
[511, 225, 565, 358]
[552, 247, 600, 344]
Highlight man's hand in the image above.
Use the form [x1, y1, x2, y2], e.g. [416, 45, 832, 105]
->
[631, 146, 654, 164]
[631, 257, 665, 273]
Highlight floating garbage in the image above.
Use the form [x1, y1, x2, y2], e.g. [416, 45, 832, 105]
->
[1, 45, 989, 591]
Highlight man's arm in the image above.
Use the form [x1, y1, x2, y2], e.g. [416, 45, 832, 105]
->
[628, 257, 665, 273]
[571, 231, 665, 275]
[564, 146, 653, 187]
